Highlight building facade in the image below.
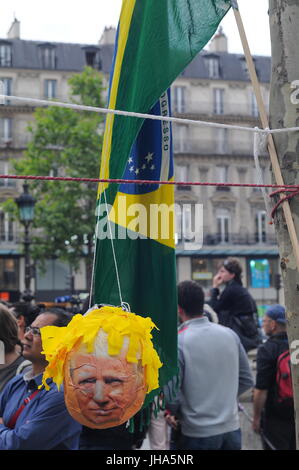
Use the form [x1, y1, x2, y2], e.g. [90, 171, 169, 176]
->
[0, 20, 114, 301]
[172, 30, 281, 313]
[0, 21, 281, 310]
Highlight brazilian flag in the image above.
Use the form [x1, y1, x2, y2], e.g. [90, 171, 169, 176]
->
[94, 0, 231, 406]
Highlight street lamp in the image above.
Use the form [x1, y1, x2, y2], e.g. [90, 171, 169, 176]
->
[15, 183, 36, 300]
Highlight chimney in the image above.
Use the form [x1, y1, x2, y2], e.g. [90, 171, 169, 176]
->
[99, 26, 116, 46]
[7, 18, 20, 39]
[209, 26, 228, 53]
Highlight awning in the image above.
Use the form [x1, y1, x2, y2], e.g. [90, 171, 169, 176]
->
[176, 247, 279, 257]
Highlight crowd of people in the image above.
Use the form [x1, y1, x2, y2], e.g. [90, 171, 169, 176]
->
[0, 257, 295, 450]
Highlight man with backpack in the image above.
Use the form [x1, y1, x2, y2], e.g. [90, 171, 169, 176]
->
[253, 304, 295, 450]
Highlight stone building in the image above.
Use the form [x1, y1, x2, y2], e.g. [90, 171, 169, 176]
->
[0, 21, 280, 310]
[173, 29, 280, 312]
[0, 20, 114, 301]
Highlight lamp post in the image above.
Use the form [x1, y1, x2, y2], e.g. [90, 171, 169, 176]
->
[15, 183, 36, 300]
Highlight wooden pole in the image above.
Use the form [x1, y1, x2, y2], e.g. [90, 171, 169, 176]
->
[232, 3, 299, 271]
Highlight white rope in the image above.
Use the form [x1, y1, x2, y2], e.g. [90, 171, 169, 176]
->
[88, 232, 97, 309]
[253, 128, 272, 219]
[2, 93, 299, 135]
[103, 188, 123, 306]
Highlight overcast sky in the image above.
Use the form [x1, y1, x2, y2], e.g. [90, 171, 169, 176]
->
[0, 0, 271, 56]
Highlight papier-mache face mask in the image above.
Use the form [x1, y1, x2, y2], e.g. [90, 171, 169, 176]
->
[40, 305, 162, 429]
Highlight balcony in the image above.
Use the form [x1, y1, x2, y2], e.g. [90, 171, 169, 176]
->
[173, 138, 260, 156]
[172, 99, 268, 118]
[203, 233, 277, 246]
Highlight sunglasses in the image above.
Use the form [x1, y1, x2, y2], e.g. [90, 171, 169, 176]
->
[25, 326, 41, 336]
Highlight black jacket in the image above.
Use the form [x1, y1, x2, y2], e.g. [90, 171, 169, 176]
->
[210, 279, 257, 319]
[209, 280, 260, 351]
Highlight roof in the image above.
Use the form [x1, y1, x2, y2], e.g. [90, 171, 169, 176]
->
[0, 38, 114, 74]
[182, 51, 271, 83]
[0, 38, 270, 82]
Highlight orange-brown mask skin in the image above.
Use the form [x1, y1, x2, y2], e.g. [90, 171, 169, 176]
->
[63, 339, 146, 429]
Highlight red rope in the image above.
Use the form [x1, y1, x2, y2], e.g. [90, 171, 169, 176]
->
[1, 173, 299, 189]
[270, 188, 299, 220]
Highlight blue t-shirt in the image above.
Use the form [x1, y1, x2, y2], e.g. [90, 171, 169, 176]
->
[0, 371, 82, 450]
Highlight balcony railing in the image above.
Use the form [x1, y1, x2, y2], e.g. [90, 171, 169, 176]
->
[172, 99, 268, 117]
[203, 233, 277, 246]
[173, 138, 261, 155]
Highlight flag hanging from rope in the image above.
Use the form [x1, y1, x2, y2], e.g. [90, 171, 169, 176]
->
[94, 0, 231, 405]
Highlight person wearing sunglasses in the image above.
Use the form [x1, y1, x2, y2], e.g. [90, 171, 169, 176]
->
[0, 308, 82, 450]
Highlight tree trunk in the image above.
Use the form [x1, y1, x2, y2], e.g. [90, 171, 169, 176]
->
[269, 0, 299, 449]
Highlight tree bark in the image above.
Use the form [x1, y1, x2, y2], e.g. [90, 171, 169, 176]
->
[269, 0, 299, 449]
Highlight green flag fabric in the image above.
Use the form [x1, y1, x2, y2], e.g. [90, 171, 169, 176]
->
[94, 0, 231, 408]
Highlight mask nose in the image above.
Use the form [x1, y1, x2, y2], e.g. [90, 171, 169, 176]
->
[93, 380, 109, 405]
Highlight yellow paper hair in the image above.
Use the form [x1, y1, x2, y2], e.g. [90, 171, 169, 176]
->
[40, 306, 162, 393]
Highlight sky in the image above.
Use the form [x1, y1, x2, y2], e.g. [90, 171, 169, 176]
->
[0, 0, 271, 56]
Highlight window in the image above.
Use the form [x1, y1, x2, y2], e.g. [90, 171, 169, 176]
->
[240, 57, 249, 78]
[213, 88, 224, 115]
[255, 210, 267, 243]
[40, 45, 56, 69]
[0, 213, 14, 242]
[0, 118, 12, 143]
[0, 161, 16, 187]
[252, 167, 266, 191]
[248, 258, 278, 288]
[44, 79, 57, 99]
[216, 209, 230, 243]
[216, 165, 229, 190]
[175, 203, 201, 246]
[175, 205, 182, 245]
[214, 128, 228, 154]
[83, 47, 101, 69]
[174, 124, 189, 152]
[173, 86, 186, 113]
[0, 258, 19, 289]
[176, 164, 190, 191]
[205, 57, 220, 79]
[0, 78, 12, 104]
[0, 44, 12, 67]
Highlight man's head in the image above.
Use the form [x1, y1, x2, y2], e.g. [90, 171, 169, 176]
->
[22, 308, 71, 367]
[177, 280, 204, 322]
[263, 304, 286, 336]
[66, 331, 145, 428]
[40, 306, 162, 428]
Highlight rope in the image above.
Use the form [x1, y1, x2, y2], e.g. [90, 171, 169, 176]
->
[2, 93, 299, 135]
[1, 173, 299, 189]
[103, 188, 123, 306]
[270, 188, 299, 220]
[253, 128, 272, 219]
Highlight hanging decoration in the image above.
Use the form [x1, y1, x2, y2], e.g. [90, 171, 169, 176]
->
[40, 305, 162, 429]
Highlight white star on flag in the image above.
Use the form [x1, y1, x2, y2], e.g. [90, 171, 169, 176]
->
[135, 168, 140, 175]
[129, 166, 134, 172]
[150, 164, 155, 170]
[128, 157, 133, 164]
[145, 152, 154, 163]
